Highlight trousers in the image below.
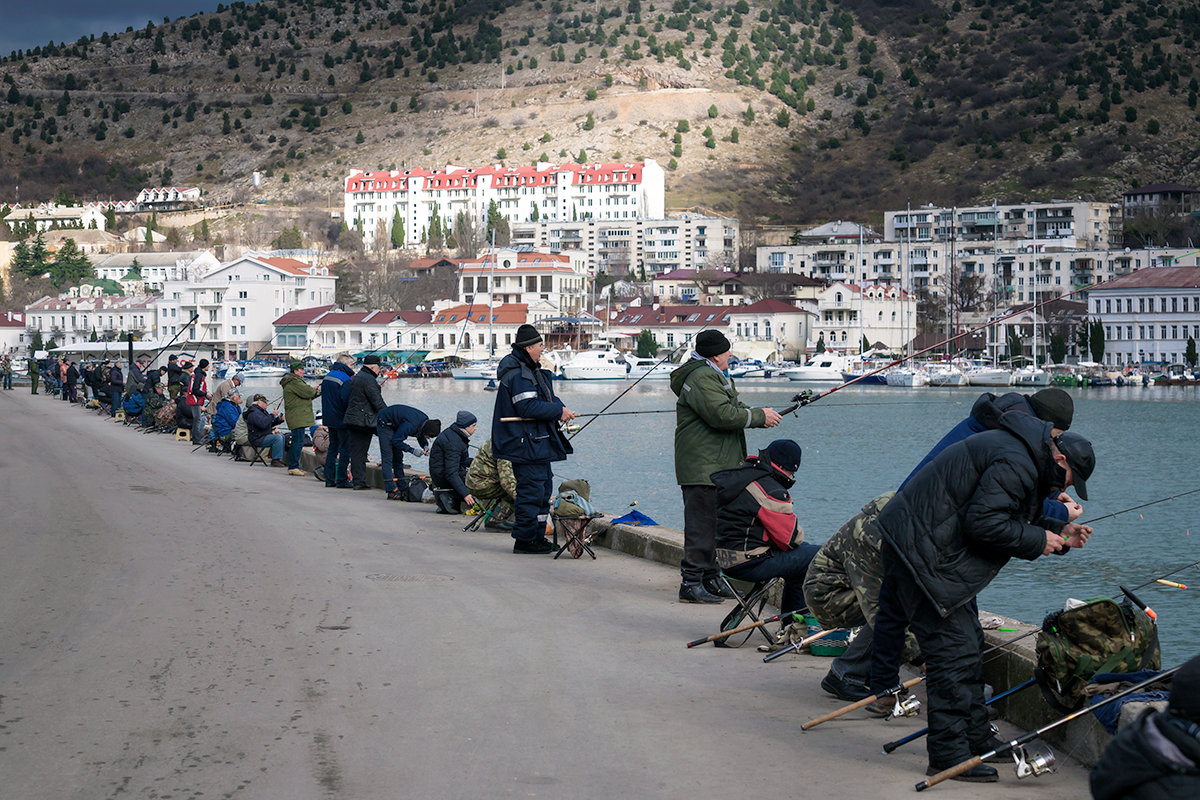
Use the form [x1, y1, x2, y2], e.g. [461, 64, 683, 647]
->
[723, 541, 821, 615]
[511, 461, 554, 543]
[680, 484, 719, 583]
[324, 427, 350, 487]
[347, 426, 374, 488]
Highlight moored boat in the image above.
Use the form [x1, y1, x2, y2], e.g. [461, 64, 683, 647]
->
[782, 352, 852, 382]
[560, 340, 629, 380]
[967, 366, 1013, 386]
[885, 366, 929, 387]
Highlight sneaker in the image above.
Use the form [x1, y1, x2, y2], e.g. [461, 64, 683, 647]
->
[270, 459, 287, 468]
[513, 537, 554, 554]
[678, 582, 725, 604]
[925, 763, 998, 783]
[287, 468, 307, 476]
[703, 576, 738, 599]
[386, 490, 405, 501]
[821, 672, 873, 702]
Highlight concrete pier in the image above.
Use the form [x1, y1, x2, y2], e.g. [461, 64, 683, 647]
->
[0, 390, 1093, 798]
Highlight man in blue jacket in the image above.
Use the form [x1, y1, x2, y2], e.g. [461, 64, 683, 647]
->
[492, 324, 576, 554]
[377, 404, 441, 500]
[320, 354, 356, 488]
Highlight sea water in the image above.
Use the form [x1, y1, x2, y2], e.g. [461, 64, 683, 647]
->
[243, 376, 1200, 662]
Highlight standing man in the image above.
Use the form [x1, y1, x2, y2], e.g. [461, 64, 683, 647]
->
[376, 404, 440, 499]
[280, 361, 320, 476]
[28, 356, 38, 394]
[184, 359, 210, 441]
[876, 418, 1095, 783]
[64, 361, 79, 404]
[166, 354, 184, 400]
[342, 355, 388, 491]
[320, 354, 356, 488]
[108, 360, 125, 415]
[1, 355, 12, 390]
[492, 324, 576, 554]
[670, 329, 781, 603]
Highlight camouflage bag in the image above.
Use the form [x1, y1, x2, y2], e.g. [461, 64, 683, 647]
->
[1035, 597, 1160, 711]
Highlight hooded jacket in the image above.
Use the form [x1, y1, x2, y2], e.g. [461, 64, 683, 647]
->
[244, 403, 283, 448]
[670, 355, 765, 486]
[343, 367, 387, 429]
[212, 398, 242, 439]
[429, 423, 473, 497]
[1090, 709, 1200, 800]
[280, 372, 318, 429]
[319, 362, 355, 429]
[877, 411, 1059, 617]
[491, 348, 570, 464]
[167, 361, 184, 388]
[713, 455, 803, 566]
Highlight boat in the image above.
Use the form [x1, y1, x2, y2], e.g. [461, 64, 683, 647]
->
[625, 354, 674, 380]
[782, 352, 852, 382]
[1012, 366, 1051, 387]
[967, 366, 1013, 386]
[729, 359, 791, 379]
[450, 361, 498, 381]
[885, 366, 929, 387]
[560, 340, 630, 380]
[238, 361, 289, 377]
[840, 357, 891, 385]
[926, 364, 970, 386]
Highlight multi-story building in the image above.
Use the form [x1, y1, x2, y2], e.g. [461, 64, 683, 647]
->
[271, 306, 433, 358]
[94, 251, 222, 291]
[1122, 183, 1199, 220]
[725, 299, 815, 360]
[25, 293, 159, 346]
[607, 303, 735, 352]
[509, 215, 739, 277]
[884, 201, 1121, 250]
[156, 254, 337, 360]
[651, 269, 825, 306]
[3, 202, 108, 233]
[455, 248, 589, 317]
[344, 160, 665, 250]
[425, 302, 535, 359]
[136, 187, 203, 210]
[1, 311, 26, 354]
[811, 282, 918, 353]
[1087, 266, 1200, 367]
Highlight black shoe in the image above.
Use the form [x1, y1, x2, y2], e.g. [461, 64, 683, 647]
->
[353, 485, 371, 491]
[820, 672, 873, 702]
[971, 736, 1011, 764]
[513, 537, 553, 554]
[925, 763, 999, 783]
[484, 519, 514, 532]
[679, 582, 725, 604]
[703, 577, 738, 599]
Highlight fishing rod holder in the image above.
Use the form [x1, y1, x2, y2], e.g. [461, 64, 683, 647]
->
[1012, 741, 1056, 779]
[887, 694, 922, 720]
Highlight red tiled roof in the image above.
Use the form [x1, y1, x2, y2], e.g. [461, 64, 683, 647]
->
[0, 311, 25, 327]
[1094, 266, 1200, 290]
[260, 256, 315, 275]
[432, 303, 528, 325]
[731, 299, 807, 314]
[272, 305, 336, 325]
[612, 305, 733, 327]
[346, 161, 650, 193]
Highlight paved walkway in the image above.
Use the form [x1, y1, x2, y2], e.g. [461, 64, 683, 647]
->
[0, 390, 1092, 798]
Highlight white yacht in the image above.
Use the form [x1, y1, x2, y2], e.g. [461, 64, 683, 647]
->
[885, 366, 929, 387]
[450, 361, 498, 380]
[625, 354, 674, 380]
[781, 352, 851, 382]
[1012, 366, 1051, 387]
[927, 364, 970, 386]
[560, 340, 630, 380]
[967, 366, 1013, 386]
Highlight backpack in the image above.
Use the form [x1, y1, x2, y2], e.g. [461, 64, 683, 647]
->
[404, 475, 432, 503]
[1035, 597, 1160, 711]
[552, 479, 599, 518]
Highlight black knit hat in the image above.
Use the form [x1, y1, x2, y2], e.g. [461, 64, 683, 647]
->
[1029, 388, 1074, 430]
[1169, 653, 1200, 722]
[695, 329, 731, 358]
[765, 439, 802, 474]
[514, 324, 543, 347]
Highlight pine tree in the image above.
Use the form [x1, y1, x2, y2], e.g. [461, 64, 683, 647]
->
[391, 209, 405, 248]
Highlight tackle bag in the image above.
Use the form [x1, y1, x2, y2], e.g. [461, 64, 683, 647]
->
[404, 475, 432, 503]
[1035, 597, 1160, 711]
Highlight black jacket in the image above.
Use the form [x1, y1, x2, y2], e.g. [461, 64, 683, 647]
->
[167, 362, 184, 387]
[1090, 709, 1200, 800]
[429, 424, 472, 497]
[343, 367, 387, 429]
[713, 456, 802, 562]
[877, 411, 1059, 617]
[65, 365, 79, 385]
[491, 348, 571, 464]
[244, 404, 283, 448]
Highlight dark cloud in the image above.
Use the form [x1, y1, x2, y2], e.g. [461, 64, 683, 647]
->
[1, 2, 241, 57]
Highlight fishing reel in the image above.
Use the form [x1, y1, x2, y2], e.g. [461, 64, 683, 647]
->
[886, 694, 922, 720]
[1012, 741, 1056, 779]
[791, 390, 817, 408]
[558, 422, 581, 433]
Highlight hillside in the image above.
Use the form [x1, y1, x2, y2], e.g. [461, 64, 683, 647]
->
[1, 0, 1197, 227]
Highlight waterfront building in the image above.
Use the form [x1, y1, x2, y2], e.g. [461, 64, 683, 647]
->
[344, 160, 665, 250]
[425, 302, 533, 360]
[25, 293, 159, 346]
[455, 248, 588, 317]
[0, 311, 26, 354]
[271, 306, 432, 358]
[725, 299, 815, 361]
[94, 251, 221, 291]
[607, 303, 734, 352]
[1088, 266, 1200, 367]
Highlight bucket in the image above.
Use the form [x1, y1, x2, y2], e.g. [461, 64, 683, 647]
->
[803, 615, 852, 657]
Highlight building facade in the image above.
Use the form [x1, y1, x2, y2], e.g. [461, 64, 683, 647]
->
[25, 293, 159, 347]
[94, 251, 222, 291]
[883, 201, 1121, 250]
[1088, 266, 1200, 367]
[455, 248, 588, 316]
[271, 307, 433, 358]
[811, 282, 917, 353]
[725, 299, 814, 360]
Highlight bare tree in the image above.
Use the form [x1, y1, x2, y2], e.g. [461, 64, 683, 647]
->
[738, 272, 798, 302]
[955, 272, 988, 313]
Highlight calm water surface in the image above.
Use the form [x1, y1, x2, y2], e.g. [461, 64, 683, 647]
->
[245, 375, 1200, 662]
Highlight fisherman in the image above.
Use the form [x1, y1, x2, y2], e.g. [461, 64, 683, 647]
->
[376, 404, 440, 500]
[465, 438, 518, 531]
[0, 355, 11, 390]
[141, 382, 168, 428]
[64, 361, 79, 404]
[184, 359, 210, 441]
[127, 356, 150, 397]
[210, 389, 243, 451]
[319, 354, 356, 488]
[206, 370, 244, 416]
[244, 393, 287, 467]
[492, 323, 576, 554]
[342, 355, 387, 491]
[28, 356, 38, 394]
[166, 354, 184, 400]
[107, 359, 125, 414]
[429, 411, 477, 514]
[876, 420, 1095, 783]
[712, 439, 820, 623]
[280, 361, 320, 476]
[671, 329, 781, 603]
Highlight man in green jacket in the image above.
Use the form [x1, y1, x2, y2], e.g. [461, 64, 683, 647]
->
[280, 361, 321, 476]
[671, 329, 781, 603]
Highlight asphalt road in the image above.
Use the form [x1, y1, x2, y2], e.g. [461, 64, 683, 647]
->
[0, 390, 1091, 799]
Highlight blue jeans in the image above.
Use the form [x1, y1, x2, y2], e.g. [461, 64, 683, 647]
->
[511, 461, 554, 543]
[377, 423, 407, 491]
[258, 433, 285, 460]
[288, 427, 306, 469]
[325, 427, 350, 486]
[723, 541, 821, 616]
[2, 372, 11, 389]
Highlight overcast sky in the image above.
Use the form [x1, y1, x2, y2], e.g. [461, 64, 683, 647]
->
[2, 2, 250, 58]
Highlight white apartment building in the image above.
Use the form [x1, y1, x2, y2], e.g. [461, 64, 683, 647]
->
[156, 255, 337, 360]
[726, 299, 815, 361]
[811, 282, 917, 352]
[94, 251, 222, 291]
[1, 311, 27, 354]
[344, 160, 666, 249]
[509, 215, 739, 277]
[136, 186, 203, 210]
[884, 201, 1121, 250]
[25, 293, 159, 346]
[456, 248, 589, 316]
[271, 307, 433, 357]
[1088, 266, 1200, 367]
[4, 202, 108, 233]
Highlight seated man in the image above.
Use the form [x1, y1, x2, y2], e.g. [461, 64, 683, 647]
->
[141, 382, 169, 428]
[465, 438, 517, 531]
[376, 404, 441, 500]
[244, 393, 287, 467]
[713, 439, 821, 630]
[428, 411, 477, 514]
[210, 389, 243, 451]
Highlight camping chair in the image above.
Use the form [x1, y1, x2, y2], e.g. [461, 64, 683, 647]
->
[239, 443, 272, 467]
[549, 479, 602, 560]
[712, 576, 784, 648]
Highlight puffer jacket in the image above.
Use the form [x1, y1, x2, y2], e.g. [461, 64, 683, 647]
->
[319, 362, 355, 429]
[280, 372, 319, 429]
[244, 404, 283, 448]
[713, 455, 803, 567]
[491, 348, 571, 464]
[342, 367, 386, 430]
[877, 411, 1060, 617]
[1090, 709, 1200, 800]
[670, 354, 766, 486]
[212, 398, 242, 439]
[429, 423, 472, 497]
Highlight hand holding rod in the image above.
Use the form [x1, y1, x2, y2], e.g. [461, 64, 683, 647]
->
[801, 676, 924, 730]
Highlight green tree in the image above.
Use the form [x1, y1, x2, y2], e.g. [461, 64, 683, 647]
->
[743, 104, 755, 124]
[576, 148, 587, 163]
[486, 200, 510, 246]
[427, 202, 444, 251]
[1006, 329, 1024, 362]
[583, 112, 595, 130]
[708, 104, 718, 118]
[1186, 336, 1197, 368]
[12, 231, 50, 278]
[48, 238, 94, 287]
[1049, 331, 1068, 365]
[1089, 319, 1106, 364]
[676, 119, 690, 133]
[390, 209, 405, 248]
[636, 329, 659, 357]
[815, 336, 826, 353]
[274, 225, 303, 250]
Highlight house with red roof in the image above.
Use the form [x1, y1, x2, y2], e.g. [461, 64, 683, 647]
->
[0, 311, 26, 355]
[271, 306, 433, 358]
[607, 302, 734, 352]
[813, 282, 918, 353]
[726, 299, 816, 360]
[454, 248, 588, 317]
[425, 302, 532, 360]
[1087, 266, 1200, 367]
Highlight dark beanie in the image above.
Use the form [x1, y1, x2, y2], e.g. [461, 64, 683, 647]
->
[456, 410, 477, 428]
[363, 354, 382, 366]
[198, 358, 210, 369]
[695, 329, 731, 358]
[515, 324, 543, 347]
[1028, 388, 1073, 430]
[765, 439, 803, 474]
[1169, 653, 1200, 722]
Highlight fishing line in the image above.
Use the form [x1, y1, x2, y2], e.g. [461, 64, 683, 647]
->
[567, 342, 688, 440]
[1079, 487, 1200, 526]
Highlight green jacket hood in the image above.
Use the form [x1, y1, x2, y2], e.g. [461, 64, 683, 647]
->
[670, 357, 710, 396]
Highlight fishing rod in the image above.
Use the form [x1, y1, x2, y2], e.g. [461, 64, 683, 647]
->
[882, 678, 1038, 754]
[916, 666, 1181, 791]
[144, 312, 201, 370]
[552, 400, 948, 420]
[566, 342, 689, 440]
[779, 284, 1094, 414]
[1079, 487, 1200, 526]
[800, 557, 1200, 730]
[762, 627, 846, 662]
